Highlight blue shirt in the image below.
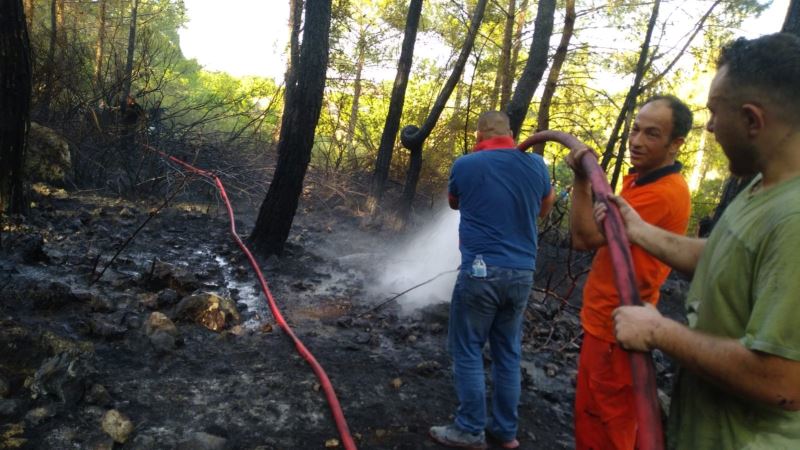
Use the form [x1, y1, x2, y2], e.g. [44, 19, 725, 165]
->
[448, 147, 551, 270]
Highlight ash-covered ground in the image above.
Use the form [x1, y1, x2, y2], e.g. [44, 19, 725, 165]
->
[0, 183, 688, 449]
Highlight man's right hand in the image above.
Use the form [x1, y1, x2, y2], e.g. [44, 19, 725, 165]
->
[593, 194, 648, 245]
[565, 146, 597, 179]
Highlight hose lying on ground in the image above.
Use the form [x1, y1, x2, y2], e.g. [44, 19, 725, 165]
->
[144, 144, 357, 450]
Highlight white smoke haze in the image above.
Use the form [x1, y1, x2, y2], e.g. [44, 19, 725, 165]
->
[371, 207, 461, 313]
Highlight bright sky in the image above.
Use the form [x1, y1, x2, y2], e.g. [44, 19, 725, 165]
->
[740, 0, 792, 37]
[179, 0, 289, 79]
[178, 0, 791, 80]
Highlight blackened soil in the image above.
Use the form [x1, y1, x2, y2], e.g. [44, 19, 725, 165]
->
[0, 184, 687, 449]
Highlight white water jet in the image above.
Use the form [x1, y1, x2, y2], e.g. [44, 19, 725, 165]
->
[373, 207, 462, 313]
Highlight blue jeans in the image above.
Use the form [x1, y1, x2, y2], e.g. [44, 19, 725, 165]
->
[447, 265, 533, 441]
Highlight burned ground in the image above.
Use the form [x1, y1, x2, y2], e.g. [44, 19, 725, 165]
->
[0, 181, 687, 449]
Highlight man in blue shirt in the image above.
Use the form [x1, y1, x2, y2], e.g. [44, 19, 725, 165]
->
[430, 111, 555, 449]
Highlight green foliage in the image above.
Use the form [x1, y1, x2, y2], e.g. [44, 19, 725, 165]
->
[22, 0, 782, 222]
[25, 0, 281, 145]
[690, 177, 725, 234]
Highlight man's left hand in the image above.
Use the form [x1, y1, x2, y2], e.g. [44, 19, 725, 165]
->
[613, 304, 664, 352]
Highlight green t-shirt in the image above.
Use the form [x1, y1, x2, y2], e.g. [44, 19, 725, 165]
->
[669, 174, 800, 450]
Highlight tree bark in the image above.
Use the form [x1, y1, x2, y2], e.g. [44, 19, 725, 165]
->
[249, 0, 331, 257]
[284, 0, 304, 110]
[23, 0, 33, 30]
[48, 0, 57, 64]
[699, 176, 751, 237]
[367, 0, 422, 214]
[784, 0, 800, 35]
[490, 0, 516, 111]
[505, 0, 556, 139]
[398, 0, 488, 221]
[610, 106, 634, 191]
[39, 0, 60, 119]
[120, 0, 139, 115]
[271, 0, 304, 144]
[463, 51, 481, 155]
[600, 0, 660, 172]
[0, 0, 32, 216]
[345, 27, 367, 170]
[94, 0, 106, 89]
[452, 71, 465, 155]
[532, 0, 575, 154]
[504, 0, 529, 109]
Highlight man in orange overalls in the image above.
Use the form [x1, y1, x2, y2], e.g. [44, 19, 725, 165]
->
[567, 95, 692, 449]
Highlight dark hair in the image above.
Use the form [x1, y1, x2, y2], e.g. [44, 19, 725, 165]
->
[717, 33, 800, 121]
[643, 94, 693, 140]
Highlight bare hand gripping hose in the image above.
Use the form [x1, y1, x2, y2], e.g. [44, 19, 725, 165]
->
[144, 145, 357, 450]
[518, 132, 664, 450]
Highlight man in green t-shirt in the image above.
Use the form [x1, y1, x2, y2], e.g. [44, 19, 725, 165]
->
[596, 33, 800, 449]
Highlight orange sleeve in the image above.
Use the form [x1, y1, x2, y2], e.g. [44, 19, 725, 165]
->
[623, 176, 691, 301]
[581, 174, 691, 342]
[622, 176, 690, 235]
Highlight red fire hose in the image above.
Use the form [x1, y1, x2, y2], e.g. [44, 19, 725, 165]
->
[518, 132, 664, 450]
[144, 145, 357, 450]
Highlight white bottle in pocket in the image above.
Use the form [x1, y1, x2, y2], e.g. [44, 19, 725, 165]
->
[472, 254, 487, 278]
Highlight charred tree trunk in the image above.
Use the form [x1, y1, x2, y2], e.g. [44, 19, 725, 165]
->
[490, 0, 516, 111]
[464, 38, 492, 155]
[345, 28, 367, 170]
[249, 0, 331, 257]
[120, 0, 139, 115]
[23, 0, 33, 30]
[118, 0, 139, 189]
[532, 0, 575, 154]
[784, 0, 800, 35]
[452, 72, 465, 155]
[283, 0, 304, 115]
[94, 0, 106, 89]
[0, 0, 32, 216]
[367, 0, 422, 214]
[398, 0, 488, 221]
[699, 176, 752, 237]
[504, 0, 529, 109]
[610, 107, 635, 190]
[600, 0, 660, 172]
[272, 0, 304, 144]
[505, 0, 556, 139]
[39, 0, 60, 120]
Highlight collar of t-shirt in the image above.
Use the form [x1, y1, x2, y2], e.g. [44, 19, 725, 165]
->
[628, 161, 683, 186]
[472, 136, 517, 152]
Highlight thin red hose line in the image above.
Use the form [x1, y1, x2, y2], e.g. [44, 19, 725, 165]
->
[518, 133, 664, 450]
[144, 145, 357, 450]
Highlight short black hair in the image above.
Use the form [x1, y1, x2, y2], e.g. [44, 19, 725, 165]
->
[717, 33, 800, 121]
[643, 94, 693, 140]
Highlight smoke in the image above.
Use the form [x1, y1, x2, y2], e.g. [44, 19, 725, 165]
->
[372, 207, 461, 313]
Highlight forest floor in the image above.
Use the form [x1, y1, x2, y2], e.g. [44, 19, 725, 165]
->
[0, 174, 689, 449]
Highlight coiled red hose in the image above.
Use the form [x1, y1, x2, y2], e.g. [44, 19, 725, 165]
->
[518, 132, 664, 450]
[145, 145, 357, 450]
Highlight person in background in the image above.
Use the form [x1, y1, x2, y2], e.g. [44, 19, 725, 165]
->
[429, 111, 555, 449]
[122, 94, 145, 127]
[606, 33, 800, 449]
[567, 95, 692, 449]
